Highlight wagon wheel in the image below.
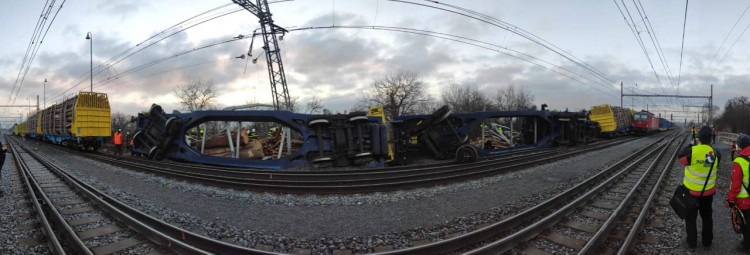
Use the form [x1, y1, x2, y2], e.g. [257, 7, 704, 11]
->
[455, 144, 478, 163]
[164, 116, 182, 135]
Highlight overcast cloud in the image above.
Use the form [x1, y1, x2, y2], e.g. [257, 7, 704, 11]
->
[1, 0, 749, 126]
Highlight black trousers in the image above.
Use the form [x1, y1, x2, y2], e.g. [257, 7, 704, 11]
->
[686, 195, 713, 247]
[741, 209, 750, 249]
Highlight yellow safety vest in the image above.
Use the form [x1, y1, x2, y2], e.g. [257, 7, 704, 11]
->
[734, 156, 750, 198]
[683, 144, 718, 192]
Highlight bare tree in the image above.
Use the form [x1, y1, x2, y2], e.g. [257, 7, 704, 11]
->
[716, 96, 750, 133]
[362, 70, 431, 120]
[305, 96, 324, 114]
[174, 79, 219, 112]
[110, 112, 135, 133]
[441, 83, 494, 113]
[495, 84, 534, 111]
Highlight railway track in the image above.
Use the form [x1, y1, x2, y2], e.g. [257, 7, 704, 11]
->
[47, 137, 638, 194]
[358, 132, 681, 254]
[6, 135, 281, 255]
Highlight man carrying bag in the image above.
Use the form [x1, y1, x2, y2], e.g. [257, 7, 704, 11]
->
[671, 126, 720, 252]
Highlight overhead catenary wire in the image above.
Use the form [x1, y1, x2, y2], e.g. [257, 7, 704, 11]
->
[96, 57, 233, 91]
[15, 1, 66, 105]
[706, 3, 750, 81]
[614, 1, 665, 91]
[9, 0, 56, 105]
[92, 36, 250, 89]
[48, 7, 244, 102]
[417, 0, 619, 89]
[631, 1, 676, 96]
[45, 0, 293, 105]
[290, 25, 620, 98]
[677, 0, 689, 87]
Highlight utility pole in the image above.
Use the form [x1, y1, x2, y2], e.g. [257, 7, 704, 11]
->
[620, 82, 623, 109]
[709, 84, 713, 126]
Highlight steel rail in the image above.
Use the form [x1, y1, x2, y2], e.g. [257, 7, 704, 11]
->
[578, 133, 679, 253]
[74, 137, 637, 194]
[463, 134, 676, 255]
[7, 139, 71, 254]
[371, 132, 671, 254]
[98, 138, 619, 179]
[617, 134, 687, 254]
[10, 135, 285, 255]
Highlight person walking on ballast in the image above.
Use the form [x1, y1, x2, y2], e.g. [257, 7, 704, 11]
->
[678, 126, 721, 252]
[728, 134, 750, 252]
[113, 129, 123, 155]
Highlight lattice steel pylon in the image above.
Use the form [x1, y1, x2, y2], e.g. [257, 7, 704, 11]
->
[233, 0, 291, 111]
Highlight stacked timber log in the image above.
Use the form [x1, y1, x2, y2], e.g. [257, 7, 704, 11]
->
[611, 106, 633, 129]
[470, 137, 508, 149]
[195, 128, 264, 159]
[193, 127, 302, 159]
[260, 128, 304, 157]
[40, 95, 77, 135]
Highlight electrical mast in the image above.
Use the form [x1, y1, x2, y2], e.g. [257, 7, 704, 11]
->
[232, 0, 291, 111]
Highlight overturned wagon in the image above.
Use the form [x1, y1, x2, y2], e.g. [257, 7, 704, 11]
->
[131, 104, 389, 169]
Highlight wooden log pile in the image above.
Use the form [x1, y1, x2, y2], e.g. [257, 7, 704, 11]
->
[470, 137, 509, 149]
[611, 106, 633, 129]
[194, 127, 303, 159]
[260, 128, 304, 157]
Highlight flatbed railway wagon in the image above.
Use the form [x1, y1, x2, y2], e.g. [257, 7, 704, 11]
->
[16, 91, 111, 150]
[658, 117, 673, 131]
[589, 104, 633, 138]
[632, 110, 659, 134]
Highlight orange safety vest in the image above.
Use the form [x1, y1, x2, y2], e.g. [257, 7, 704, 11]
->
[114, 132, 123, 145]
[130, 139, 134, 145]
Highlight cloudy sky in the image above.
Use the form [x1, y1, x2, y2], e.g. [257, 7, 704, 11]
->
[1, 0, 748, 125]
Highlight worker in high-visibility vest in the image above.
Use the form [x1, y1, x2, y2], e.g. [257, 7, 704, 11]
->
[727, 134, 750, 252]
[249, 128, 258, 141]
[268, 127, 277, 138]
[113, 129, 124, 155]
[691, 126, 697, 141]
[678, 126, 721, 251]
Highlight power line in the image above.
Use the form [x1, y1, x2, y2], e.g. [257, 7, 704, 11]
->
[677, 0, 689, 87]
[630, 0, 675, 107]
[291, 25, 620, 98]
[15, 1, 66, 105]
[391, 0, 619, 91]
[706, 3, 750, 78]
[46, 6, 244, 103]
[614, 0, 665, 91]
[45, 0, 293, 105]
[9, 0, 52, 104]
[424, 0, 616, 86]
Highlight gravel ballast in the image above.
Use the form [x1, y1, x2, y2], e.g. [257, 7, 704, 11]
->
[4, 134, 718, 254]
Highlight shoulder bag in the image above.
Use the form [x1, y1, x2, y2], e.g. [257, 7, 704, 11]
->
[670, 158, 715, 219]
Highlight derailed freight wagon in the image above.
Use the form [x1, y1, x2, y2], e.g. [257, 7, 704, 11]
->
[18, 91, 111, 150]
[131, 104, 389, 169]
[589, 104, 633, 138]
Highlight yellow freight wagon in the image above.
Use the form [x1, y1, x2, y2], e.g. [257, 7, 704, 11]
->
[27, 91, 112, 150]
[71, 91, 112, 137]
[590, 104, 633, 136]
